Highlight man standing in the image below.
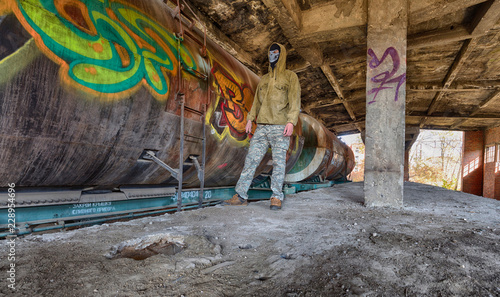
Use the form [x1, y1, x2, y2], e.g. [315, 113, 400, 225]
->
[223, 43, 301, 210]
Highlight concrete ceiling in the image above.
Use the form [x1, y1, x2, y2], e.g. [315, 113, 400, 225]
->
[170, 0, 500, 136]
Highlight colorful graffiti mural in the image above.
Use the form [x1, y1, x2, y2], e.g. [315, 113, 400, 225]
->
[367, 47, 406, 104]
[4, 0, 200, 100]
[207, 63, 255, 143]
[0, 0, 354, 191]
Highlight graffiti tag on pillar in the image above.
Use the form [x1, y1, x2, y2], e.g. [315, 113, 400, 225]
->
[367, 47, 406, 104]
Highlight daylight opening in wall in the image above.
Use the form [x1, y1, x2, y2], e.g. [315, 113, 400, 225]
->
[340, 131, 465, 189]
[409, 130, 463, 190]
[339, 133, 364, 182]
[496, 144, 500, 173]
[485, 145, 495, 163]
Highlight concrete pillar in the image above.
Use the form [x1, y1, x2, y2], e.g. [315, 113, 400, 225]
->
[364, 0, 407, 207]
[403, 127, 420, 182]
[404, 149, 410, 182]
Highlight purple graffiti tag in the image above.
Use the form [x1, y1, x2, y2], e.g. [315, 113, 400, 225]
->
[367, 47, 406, 104]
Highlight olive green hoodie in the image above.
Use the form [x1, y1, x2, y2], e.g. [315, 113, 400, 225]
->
[247, 43, 301, 126]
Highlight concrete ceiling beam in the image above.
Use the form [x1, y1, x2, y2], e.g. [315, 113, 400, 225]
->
[408, 25, 472, 49]
[329, 119, 365, 131]
[408, 87, 499, 92]
[408, 81, 500, 90]
[287, 0, 488, 46]
[314, 24, 485, 66]
[422, 0, 500, 126]
[261, 0, 301, 36]
[294, 44, 324, 67]
[320, 64, 358, 122]
[404, 126, 420, 151]
[450, 89, 500, 128]
[302, 105, 331, 131]
[410, 114, 500, 119]
[287, 59, 311, 72]
[261, 0, 324, 67]
[300, 1, 366, 36]
[165, 0, 260, 73]
[280, 0, 303, 29]
[306, 99, 344, 109]
[469, 0, 500, 35]
[410, 0, 488, 25]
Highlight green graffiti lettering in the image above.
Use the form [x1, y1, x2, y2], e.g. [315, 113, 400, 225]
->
[12, 0, 198, 99]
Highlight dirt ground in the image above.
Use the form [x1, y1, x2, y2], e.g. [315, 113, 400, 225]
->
[1, 182, 499, 297]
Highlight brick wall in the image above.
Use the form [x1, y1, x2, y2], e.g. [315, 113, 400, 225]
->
[462, 131, 484, 196]
[483, 163, 495, 198]
[484, 126, 500, 200]
[463, 127, 500, 200]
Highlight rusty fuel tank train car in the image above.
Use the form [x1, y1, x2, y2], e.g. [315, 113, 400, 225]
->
[0, 0, 353, 234]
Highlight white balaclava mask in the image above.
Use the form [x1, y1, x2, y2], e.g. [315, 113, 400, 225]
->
[269, 43, 280, 69]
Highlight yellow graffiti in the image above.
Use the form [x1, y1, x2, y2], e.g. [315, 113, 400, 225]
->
[206, 62, 254, 144]
[6, 0, 200, 101]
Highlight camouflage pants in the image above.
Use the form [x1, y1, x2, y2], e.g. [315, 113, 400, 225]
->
[236, 125, 290, 200]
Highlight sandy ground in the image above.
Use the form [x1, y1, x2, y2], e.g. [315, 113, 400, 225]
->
[1, 182, 499, 297]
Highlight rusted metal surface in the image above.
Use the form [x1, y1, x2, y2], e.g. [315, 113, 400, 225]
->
[285, 114, 352, 182]
[0, 0, 353, 189]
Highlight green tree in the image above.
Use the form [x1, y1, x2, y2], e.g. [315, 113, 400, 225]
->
[409, 130, 463, 190]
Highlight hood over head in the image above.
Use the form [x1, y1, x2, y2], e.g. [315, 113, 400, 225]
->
[268, 43, 287, 75]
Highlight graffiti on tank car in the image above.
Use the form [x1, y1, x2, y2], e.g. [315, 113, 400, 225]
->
[367, 47, 406, 104]
[217, 163, 228, 169]
[208, 63, 254, 143]
[6, 0, 199, 100]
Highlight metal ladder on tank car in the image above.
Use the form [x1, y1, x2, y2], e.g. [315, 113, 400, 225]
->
[173, 0, 210, 212]
[177, 94, 208, 212]
[143, 0, 210, 212]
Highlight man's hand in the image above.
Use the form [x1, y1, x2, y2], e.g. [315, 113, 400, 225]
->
[283, 122, 294, 136]
[245, 120, 253, 134]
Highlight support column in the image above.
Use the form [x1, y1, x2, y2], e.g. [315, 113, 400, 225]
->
[364, 0, 407, 207]
[404, 149, 411, 181]
[404, 127, 420, 182]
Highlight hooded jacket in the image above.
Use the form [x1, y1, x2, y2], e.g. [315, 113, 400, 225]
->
[247, 43, 301, 126]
